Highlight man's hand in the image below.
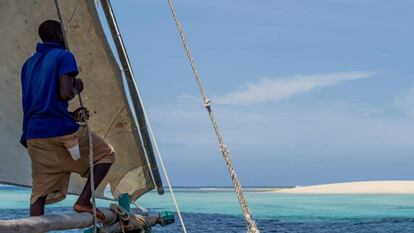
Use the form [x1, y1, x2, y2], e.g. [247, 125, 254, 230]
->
[72, 107, 90, 122]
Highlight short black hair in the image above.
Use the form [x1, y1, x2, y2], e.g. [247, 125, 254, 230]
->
[38, 20, 62, 42]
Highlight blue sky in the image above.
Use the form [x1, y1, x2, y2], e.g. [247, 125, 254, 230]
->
[101, 0, 414, 186]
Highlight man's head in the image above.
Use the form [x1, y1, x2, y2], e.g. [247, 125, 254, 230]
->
[38, 20, 65, 46]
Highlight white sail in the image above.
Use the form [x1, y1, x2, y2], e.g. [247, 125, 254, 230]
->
[0, 0, 163, 201]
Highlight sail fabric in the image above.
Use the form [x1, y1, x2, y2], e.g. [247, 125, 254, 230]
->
[0, 0, 161, 201]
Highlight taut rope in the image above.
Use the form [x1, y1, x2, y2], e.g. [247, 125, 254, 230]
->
[54, 1, 98, 232]
[165, 1, 260, 232]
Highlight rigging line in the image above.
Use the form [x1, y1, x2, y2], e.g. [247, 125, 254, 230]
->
[140, 108, 188, 233]
[99, 1, 187, 232]
[54, 0, 69, 50]
[54, 1, 98, 232]
[65, 0, 81, 31]
[165, 0, 260, 232]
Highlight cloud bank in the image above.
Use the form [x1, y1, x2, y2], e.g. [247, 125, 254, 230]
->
[214, 71, 375, 106]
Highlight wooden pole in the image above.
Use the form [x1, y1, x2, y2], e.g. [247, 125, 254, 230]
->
[99, 0, 164, 195]
[0, 209, 116, 233]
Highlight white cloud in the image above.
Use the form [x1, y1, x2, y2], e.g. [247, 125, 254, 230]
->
[148, 102, 414, 149]
[177, 93, 200, 103]
[214, 71, 375, 106]
[395, 86, 414, 117]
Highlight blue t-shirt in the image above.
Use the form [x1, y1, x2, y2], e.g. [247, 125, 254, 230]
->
[20, 42, 80, 146]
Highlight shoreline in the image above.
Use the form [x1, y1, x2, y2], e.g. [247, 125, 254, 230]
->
[273, 180, 414, 194]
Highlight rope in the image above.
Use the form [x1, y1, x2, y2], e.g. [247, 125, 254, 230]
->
[165, 1, 260, 232]
[80, 98, 98, 233]
[109, 204, 152, 232]
[129, 215, 151, 232]
[143, 113, 188, 233]
[109, 204, 128, 233]
[54, 1, 98, 232]
[110, 203, 130, 222]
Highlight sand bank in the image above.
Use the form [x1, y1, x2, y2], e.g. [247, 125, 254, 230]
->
[274, 181, 414, 194]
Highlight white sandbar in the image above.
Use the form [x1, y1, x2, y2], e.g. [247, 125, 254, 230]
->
[275, 181, 414, 194]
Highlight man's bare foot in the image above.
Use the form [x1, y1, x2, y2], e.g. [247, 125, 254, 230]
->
[73, 202, 105, 221]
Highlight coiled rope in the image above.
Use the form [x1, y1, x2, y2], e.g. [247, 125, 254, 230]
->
[165, 1, 260, 232]
[54, 1, 98, 232]
[109, 204, 151, 233]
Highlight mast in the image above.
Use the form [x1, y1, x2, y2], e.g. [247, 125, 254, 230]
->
[100, 0, 164, 195]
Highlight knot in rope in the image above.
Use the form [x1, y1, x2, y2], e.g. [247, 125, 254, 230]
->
[203, 97, 211, 109]
[110, 204, 130, 223]
[110, 204, 151, 233]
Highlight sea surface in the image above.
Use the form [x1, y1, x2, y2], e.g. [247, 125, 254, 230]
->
[1, 186, 414, 232]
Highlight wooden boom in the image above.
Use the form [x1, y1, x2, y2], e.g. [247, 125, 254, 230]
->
[0, 209, 116, 233]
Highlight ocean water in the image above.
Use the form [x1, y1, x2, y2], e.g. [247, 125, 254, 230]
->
[1, 186, 414, 232]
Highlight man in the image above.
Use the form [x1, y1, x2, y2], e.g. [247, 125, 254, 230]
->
[20, 20, 115, 220]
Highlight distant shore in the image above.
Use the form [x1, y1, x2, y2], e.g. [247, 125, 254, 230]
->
[274, 181, 414, 194]
[4, 182, 414, 194]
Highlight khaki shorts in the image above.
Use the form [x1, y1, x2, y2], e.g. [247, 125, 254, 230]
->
[27, 126, 115, 205]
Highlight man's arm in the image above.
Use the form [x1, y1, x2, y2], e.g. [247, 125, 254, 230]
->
[59, 74, 89, 122]
[59, 74, 83, 101]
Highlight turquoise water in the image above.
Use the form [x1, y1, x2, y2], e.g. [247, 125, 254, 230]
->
[1, 186, 414, 232]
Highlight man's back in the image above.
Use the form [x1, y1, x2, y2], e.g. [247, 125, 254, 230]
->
[21, 42, 79, 146]
[23, 20, 114, 219]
